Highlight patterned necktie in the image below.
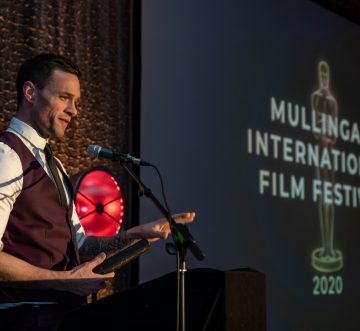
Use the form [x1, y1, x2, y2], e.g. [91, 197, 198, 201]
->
[44, 144, 68, 209]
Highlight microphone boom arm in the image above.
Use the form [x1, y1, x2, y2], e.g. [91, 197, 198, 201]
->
[120, 162, 205, 261]
[117, 161, 205, 331]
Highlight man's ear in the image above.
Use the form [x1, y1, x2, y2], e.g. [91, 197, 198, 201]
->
[23, 81, 37, 103]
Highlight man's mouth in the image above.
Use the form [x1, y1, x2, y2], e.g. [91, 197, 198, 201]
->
[59, 118, 70, 126]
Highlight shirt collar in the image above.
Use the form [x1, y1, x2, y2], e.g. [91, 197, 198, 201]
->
[8, 117, 48, 150]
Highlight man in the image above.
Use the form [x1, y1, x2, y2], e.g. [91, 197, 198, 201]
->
[0, 53, 195, 330]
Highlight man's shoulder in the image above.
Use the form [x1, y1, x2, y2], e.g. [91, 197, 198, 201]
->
[0, 130, 22, 147]
[0, 139, 23, 189]
[0, 139, 22, 165]
[0, 132, 20, 153]
[0, 131, 37, 164]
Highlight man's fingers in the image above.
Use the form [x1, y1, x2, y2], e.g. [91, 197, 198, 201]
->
[90, 253, 115, 278]
[90, 252, 107, 267]
[173, 212, 196, 223]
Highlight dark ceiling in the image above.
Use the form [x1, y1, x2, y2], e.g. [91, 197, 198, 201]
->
[312, 0, 360, 24]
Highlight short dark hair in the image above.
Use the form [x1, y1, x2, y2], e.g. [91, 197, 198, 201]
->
[16, 53, 81, 107]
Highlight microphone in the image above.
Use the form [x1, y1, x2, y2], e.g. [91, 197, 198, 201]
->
[87, 144, 152, 166]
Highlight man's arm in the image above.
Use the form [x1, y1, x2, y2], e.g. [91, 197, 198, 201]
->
[0, 250, 114, 296]
[79, 212, 196, 260]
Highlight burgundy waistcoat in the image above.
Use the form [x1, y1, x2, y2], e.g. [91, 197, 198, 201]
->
[0, 132, 83, 305]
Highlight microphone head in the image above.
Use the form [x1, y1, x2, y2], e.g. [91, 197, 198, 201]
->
[87, 144, 101, 158]
[87, 144, 149, 165]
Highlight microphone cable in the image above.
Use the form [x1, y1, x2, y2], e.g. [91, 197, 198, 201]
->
[147, 163, 172, 216]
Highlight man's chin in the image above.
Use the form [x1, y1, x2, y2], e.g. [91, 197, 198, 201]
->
[56, 132, 66, 141]
[50, 127, 66, 141]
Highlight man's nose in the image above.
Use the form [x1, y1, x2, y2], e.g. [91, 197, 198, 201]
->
[66, 101, 78, 116]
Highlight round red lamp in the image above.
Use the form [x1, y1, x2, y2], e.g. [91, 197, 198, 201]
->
[72, 167, 124, 236]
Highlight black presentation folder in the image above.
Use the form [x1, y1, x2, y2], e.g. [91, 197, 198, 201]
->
[93, 239, 151, 274]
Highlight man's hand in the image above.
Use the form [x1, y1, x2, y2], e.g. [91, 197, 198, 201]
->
[63, 253, 115, 295]
[0, 251, 114, 297]
[127, 212, 196, 242]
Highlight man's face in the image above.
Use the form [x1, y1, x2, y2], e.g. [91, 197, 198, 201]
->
[30, 69, 81, 139]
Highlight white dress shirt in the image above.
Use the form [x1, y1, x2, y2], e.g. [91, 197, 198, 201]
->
[0, 117, 86, 251]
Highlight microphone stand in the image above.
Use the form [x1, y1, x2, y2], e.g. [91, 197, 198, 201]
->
[119, 161, 205, 331]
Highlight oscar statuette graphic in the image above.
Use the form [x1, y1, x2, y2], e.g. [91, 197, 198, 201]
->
[311, 61, 343, 273]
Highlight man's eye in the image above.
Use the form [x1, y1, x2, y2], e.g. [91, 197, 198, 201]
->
[59, 96, 68, 100]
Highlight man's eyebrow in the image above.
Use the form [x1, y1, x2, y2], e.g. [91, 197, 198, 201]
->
[60, 91, 74, 97]
[60, 91, 80, 101]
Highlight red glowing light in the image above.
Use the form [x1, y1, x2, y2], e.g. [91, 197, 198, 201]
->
[73, 168, 124, 236]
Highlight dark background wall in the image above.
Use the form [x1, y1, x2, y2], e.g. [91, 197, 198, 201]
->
[139, 0, 360, 330]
